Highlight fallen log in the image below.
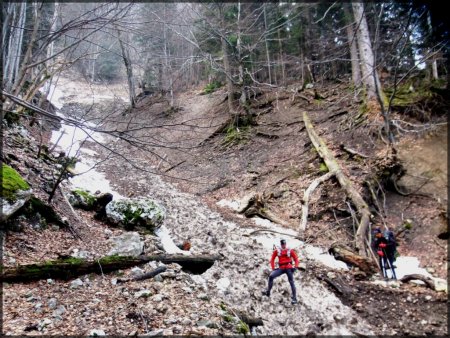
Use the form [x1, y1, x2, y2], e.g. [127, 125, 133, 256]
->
[400, 274, 436, 290]
[0, 254, 221, 283]
[300, 171, 335, 233]
[328, 243, 377, 275]
[303, 111, 372, 256]
[117, 266, 167, 284]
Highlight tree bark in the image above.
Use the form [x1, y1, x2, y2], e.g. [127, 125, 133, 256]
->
[328, 243, 377, 274]
[352, 2, 383, 101]
[222, 35, 234, 114]
[400, 274, 436, 290]
[116, 26, 136, 109]
[343, 4, 361, 89]
[299, 171, 335, 233]
[0, 254, 221, 283]
[303, 111, 372, 256]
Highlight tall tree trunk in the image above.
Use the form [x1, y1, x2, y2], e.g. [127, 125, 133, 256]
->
[221, 36, 234, 114]
[277, 28, 285, 86]
[116, 26, 136, 109]
[263, 4, 272, 85]
[352, 2, 384, 101]
[343, 4, 361, 89]
[237, 2, 246, 107]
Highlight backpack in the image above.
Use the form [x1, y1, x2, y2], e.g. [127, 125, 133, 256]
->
[384, 230, 399, 260]
[273, 245, 291, 257]
[384, 230, 396, 246]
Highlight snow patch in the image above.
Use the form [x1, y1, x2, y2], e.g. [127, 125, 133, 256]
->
[216, 199, 240, 211]
[155, 225, 190, 255]
[216, 277, 231, 293]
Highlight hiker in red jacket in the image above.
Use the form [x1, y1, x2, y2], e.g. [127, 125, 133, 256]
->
[262, 239, 299, 304]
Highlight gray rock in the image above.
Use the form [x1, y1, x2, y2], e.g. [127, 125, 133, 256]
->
[152, 294, 163, 302]
[197, 293, 209, 301]
[134, 290, 152, 299]
[48, 298, 58, 309]
[147, 329, 164, 336]
[197, 320, 218, 328]
[89, 329, 106, 336]
[53, 305, 66, 317]
[108, 232, 143, 257]
[131, 267, 144, 278]
[70, 279, 83, 289]
[153, 275, 163, 282]
[182, 318, 192, 326]
[47, 279, 54, 285]
[0, 188, 33, 222]
[105, 198, 165, 229]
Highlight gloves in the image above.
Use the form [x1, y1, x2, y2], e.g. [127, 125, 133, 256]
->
[377, 250, 384, 257]
[379, 243, 387, 248]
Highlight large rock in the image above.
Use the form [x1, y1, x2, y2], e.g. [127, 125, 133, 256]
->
[0, 164, 32, 222]
[108, 232, 144, 257]
[105, 198, 165, 231]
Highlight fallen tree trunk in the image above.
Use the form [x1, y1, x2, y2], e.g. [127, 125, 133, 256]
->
[328, 243, 377, 275]
[400, 274, 436, 290]
[117, 266, 167, 284]
[303, 111, 372, 256]
[0, 254, 221, 283]
[300, 171, 335, 233]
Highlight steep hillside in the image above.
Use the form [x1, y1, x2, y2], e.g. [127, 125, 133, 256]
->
[1, 76, 448, 336]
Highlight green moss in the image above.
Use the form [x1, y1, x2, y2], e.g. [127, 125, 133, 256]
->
[1, 164, 30, 202]
[72, 189, 96, 207]
[223, 314, 234, 323]
[403, 219, 413, 230]
[319, 162, 329, 173]
[203, 81, 223, 94]
[222, 125, 250, 147]
[236, 320, 250, 334]
[98, 255, 131, 265]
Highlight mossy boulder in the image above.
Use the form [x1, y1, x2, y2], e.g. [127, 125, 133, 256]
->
[105, 197, 165, 231]
[68, 189, 97, 210]
[1, 164, 32, 222]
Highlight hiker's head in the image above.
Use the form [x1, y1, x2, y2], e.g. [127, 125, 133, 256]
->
[280, 239, 286, 248]
[373, 228, 382, 238]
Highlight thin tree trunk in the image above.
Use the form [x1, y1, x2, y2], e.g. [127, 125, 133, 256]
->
[277, 29, 285, 86]
[116, 26, 136, 108]
[263, 4, 272, 85]
[222, 35, 234, 114]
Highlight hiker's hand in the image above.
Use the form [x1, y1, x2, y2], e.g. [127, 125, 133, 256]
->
[377, 250, 384, 257]
[379, 243, 387, 248]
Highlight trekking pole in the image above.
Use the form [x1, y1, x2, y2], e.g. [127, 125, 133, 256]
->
[382, 248, 397, 280]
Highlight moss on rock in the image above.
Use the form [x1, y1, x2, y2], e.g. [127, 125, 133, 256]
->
[1, 164, 30, 202]
[105, 198, 165, 231]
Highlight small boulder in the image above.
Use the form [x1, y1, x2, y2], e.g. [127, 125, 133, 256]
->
[105, 198, 165, 230]
[108, 232, 143, 257]
[70, 279, 83, 289]
[89, 329, 106, 336]
[0, 164, 32, 222]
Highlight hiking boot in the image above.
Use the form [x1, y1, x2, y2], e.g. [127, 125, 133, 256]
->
[291, 298, 298, 305]
[262, 290, 270, 297]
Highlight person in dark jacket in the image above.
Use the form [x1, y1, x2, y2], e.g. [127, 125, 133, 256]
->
[373, 227, 397, 279]
[262, 239, 299, 304]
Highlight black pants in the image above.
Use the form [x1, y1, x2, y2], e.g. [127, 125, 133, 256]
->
[267, 268, 297, 299]
[380, 250, 397, 279]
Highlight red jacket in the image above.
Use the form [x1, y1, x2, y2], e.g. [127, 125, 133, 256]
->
[270, 247, 299, 270]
